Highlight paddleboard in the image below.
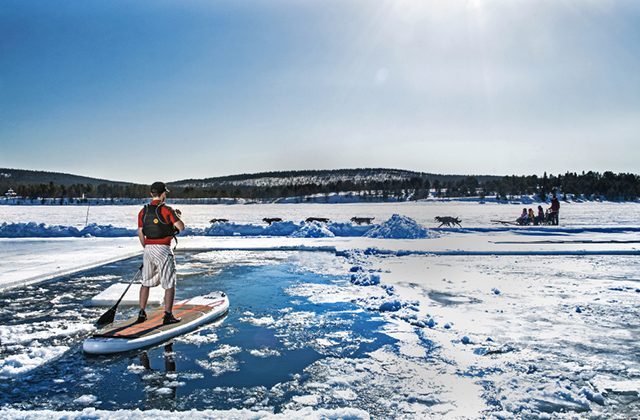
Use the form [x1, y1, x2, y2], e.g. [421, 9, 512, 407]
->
[83, 291, 229, 355]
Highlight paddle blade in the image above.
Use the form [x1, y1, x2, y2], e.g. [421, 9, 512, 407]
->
[96, 306, 117, 327]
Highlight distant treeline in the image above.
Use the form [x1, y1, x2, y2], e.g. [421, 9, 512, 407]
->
[2, 171, 639, 201]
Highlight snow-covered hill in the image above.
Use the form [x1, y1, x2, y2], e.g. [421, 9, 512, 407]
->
[170, 168, 489, 189]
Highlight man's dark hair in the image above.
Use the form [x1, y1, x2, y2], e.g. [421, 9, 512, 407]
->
[150, 181, 169, 195]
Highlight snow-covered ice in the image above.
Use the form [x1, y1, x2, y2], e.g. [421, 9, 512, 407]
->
[0, 202, 639, 418]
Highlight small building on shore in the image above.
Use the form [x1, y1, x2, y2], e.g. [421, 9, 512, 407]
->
[4, 188, 18, 198]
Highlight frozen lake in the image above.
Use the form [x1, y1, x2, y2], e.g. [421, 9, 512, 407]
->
[2, 200, 640, 228]
[0, 201, 639, 418]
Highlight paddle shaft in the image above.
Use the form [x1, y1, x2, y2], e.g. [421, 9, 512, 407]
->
[96, 264, 143, 326]
[113, 263, 143, 308]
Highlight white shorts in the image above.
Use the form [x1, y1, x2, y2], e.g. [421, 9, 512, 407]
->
[142, 245, 176, 289]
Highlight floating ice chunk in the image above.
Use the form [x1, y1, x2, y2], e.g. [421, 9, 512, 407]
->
[207, 344, 241, 359]
[175, 331, 218, 345]
[315, 338, 337, 347]
[0, 345, 69, 377]
[537, 385, 591, 412]
[0, 321, 93, 345]
[591, 375, 640, 395]
[579, 387, 605, 405]
[49, 293, 75, 304]
[350, 273, 380, 286]
[73, 394, 97, 405]
[155, 387, 173, 395]
[239, 315, 275, 326]
[332, 388, 358, 401]
[163, 381, 186, 388]
[196, 358, 239, 376]
[292, 394, 319, 406]
[249, 347, 281, 358]
[127, 364, 146, 373]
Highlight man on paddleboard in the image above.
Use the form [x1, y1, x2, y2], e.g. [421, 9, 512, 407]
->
[137, 182, 185, 325]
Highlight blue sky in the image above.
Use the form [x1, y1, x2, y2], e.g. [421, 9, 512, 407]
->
[1, 0, 639, 183]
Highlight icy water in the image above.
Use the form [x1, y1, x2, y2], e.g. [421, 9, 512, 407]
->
[0, 251, 395, 413]
[2, 248, 640, 417]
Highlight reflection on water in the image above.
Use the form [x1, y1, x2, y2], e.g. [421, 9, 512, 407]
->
[139, 343, 177, 408]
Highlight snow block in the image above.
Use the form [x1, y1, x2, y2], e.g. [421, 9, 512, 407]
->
[90, 283, 164, 306]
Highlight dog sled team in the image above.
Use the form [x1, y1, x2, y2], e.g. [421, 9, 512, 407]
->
[208, 194, 561, 229]
[209, 216, 375, 225]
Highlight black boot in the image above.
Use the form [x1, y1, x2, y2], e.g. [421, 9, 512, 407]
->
[136, 309, 147, 324]
[163, 311, 181, 325]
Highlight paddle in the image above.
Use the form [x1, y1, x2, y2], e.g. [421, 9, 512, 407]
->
[96, 264, 143, 327]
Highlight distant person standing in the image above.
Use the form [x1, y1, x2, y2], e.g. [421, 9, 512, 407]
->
[536, 205, 545, 225]
[137, 182, 185, 325]
[550, 194, 560, 225]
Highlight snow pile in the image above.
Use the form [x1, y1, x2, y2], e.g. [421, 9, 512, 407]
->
[80, 224, 134, 237]
[324, 223, 373, 237]
[365, 215, 429, 239]
[0, 222, 136, 238]
[194, 221, 365, 237]
[0, 217, 432, 239]
[292, 222, 335, 238]
[0, 222, 81, 238]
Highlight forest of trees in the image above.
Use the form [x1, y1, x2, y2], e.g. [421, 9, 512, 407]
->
[1, 171, 639, 202]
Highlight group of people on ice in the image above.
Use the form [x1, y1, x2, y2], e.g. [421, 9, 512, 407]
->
[516, 195, 560, 226]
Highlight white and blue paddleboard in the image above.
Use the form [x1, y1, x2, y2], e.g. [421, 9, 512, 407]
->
[83, 291, 229, 355]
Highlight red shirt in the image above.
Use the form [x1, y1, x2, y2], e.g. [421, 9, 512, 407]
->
[138, 200, 180, 245]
